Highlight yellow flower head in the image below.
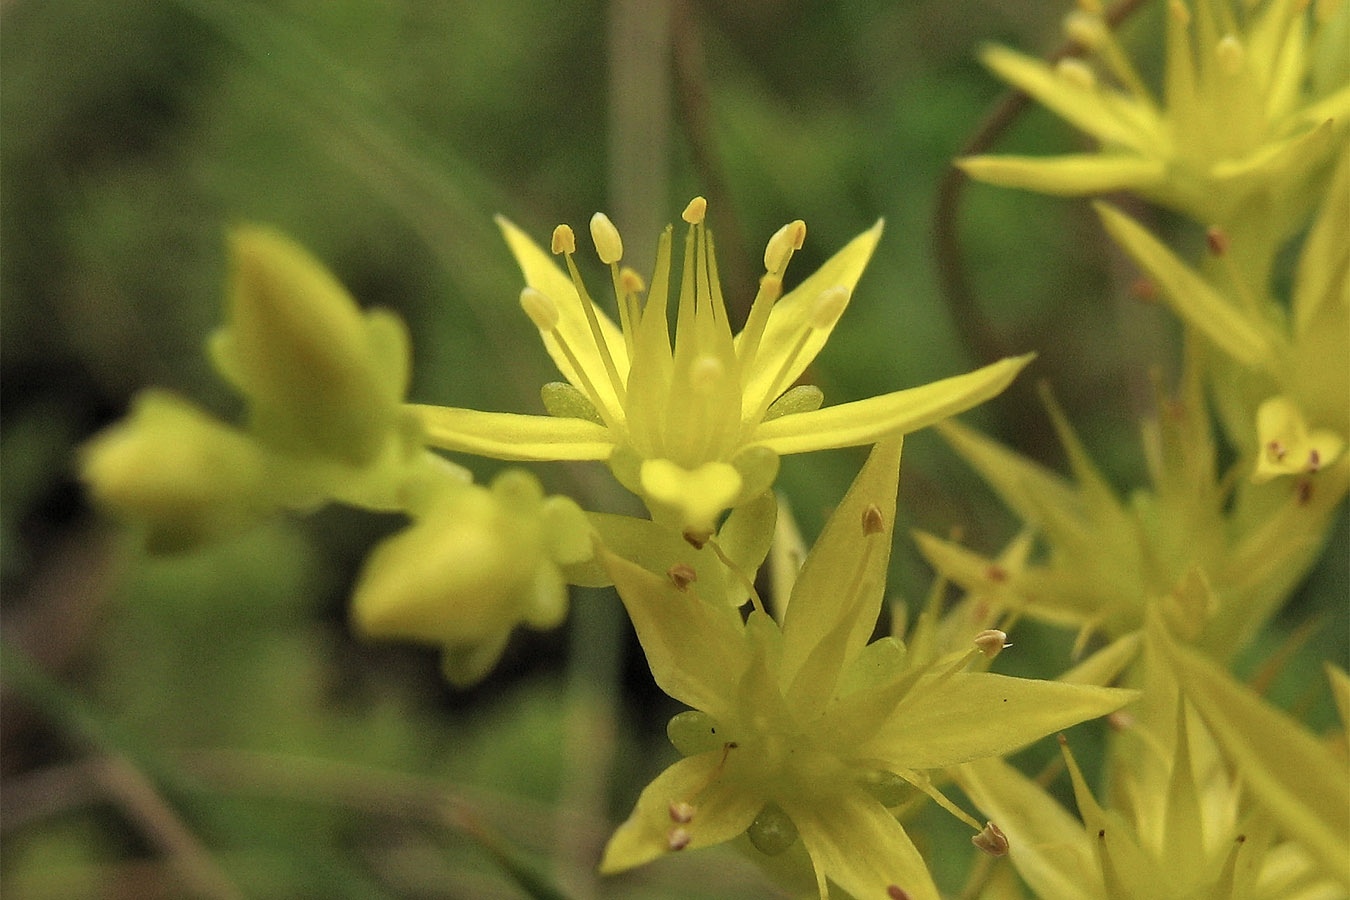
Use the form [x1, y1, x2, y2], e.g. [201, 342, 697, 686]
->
[415, 201, 1032, 539]
[598, 440, 1134, 899]
[960, 0, 1350, 229]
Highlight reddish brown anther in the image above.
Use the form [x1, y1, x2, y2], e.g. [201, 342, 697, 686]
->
[1307, 448, 1321, 472]
[668, 801, 695, 824]
[887, 887, 913, 900]
[972, 821, 1009, 856]
[985, 564, 1009, 583]
[1206, 226, 1230, 256]
[1129, 277, 1158, 303]
[668, 563, 698, 591]
[1267, 440, 1287, 461]
[862, 504, 885, 535]
[667, 827, 692, 851]
[1298, 479, 1313, 505]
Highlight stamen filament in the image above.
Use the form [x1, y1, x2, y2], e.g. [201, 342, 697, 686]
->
[560, 250, 629, 407]
[707, 538, 768, 616]
[548, 323, 621, 430]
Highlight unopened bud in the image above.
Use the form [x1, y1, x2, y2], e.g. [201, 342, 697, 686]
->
[590, 212, 623, 264]
[551, 224, 577, 255]
[974, 629, 1011, 659]
[972, 821, 1009, 856]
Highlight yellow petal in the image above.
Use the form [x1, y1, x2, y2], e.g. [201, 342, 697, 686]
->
[412, 404, 613, 460]
[860, 672, 1137, 770]
[599, 546, 748, 719]
[980, 44, 1156, 151]
[785, 791, 941, 900]
[957, 757, 1102, 900]
[599, 752, 763, 873]
[1252, 396, 1345, 483]
[738, 220, 883, 413]
[496, 216, 629, 412]
[957, 153, 1166, 196]
[750, 354, 1033, 455]
[1293, 150, 1350, 337]
[638, 458, 742, 537]
[780, 439, 902, 691]
[1151, 615, 1350, 887]
[1094, 202, 1276, 368]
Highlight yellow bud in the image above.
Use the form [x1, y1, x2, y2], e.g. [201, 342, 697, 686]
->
[79, 390, 271, 553]
[212, 227, 406, 465]
[589, 212, 624, 264]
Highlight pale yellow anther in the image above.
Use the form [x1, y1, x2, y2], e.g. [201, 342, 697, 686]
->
[808, 286, 850, 330]
[1056, 57, 1098, 91]
[1064, 10, 1105, 49]
[519, 287, 560, 331]
[1169, 0, 1191, 27]
[763, 220, 806, 273]
[689, 355, 726, 395]
[620, 267, 646, 294]
[972, 821, 1009, 857]
[551, 224, 577, 255]
[974, 629, 1012, 659]
[682, 196, 708, 225]
[590, 212, 624, 264]
[1216, 35, 1245, 74]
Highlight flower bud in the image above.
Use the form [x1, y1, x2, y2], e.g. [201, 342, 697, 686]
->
[79, 391, 272, 553]
[210, 227, 408, 466]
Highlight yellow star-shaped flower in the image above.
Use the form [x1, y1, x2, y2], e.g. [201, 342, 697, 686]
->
[414, 200, 1031, 538]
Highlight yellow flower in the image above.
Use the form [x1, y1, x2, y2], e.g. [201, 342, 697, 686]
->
[915, 371, 1349, 657]
[351, 469, 590, 687]
[598, 440, 1135, 899]
[959, 613, 1350, 897]
[1094, 149, 1349, 478]
[414, 200, 1031, 538]
[960, 0, 1349, 231]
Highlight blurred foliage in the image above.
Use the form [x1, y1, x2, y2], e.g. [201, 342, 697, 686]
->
[2, 0, 1344, 898]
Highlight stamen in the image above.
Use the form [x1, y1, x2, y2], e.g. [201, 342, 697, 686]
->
[1056, 57, 1098, 91]
[1205, 225, 1230, 256]
[1064, 10, 1156, 105]
[763, 219, 806, 274]
[551, 224, 577, 255]
[1267, 440, 1287, 461]
[746, 286, 850, 427]
[1307, 448, 1321, 472]
[519, 287, 560, 331]
[862, 504, 885, 535]
[682, 196, 707, 224]
[972, 821, 1009, 856]
[1298, 478, 1313, 504]
[556, 237, 628, 406]
[707, 537, 768, 615]
[809, 286, 850, 330]
[736, 273, 783, 373]
[1215, 34, 1245, 74]
[887, 888, 913, 900]
[974, 629, 1012, 659]
[1169, 0, 1190, 28]
[666, 827, 691, 851]
[590, 212, 623, 264]
[668, 563, 698, 591]
[690, 355, 725, 395]
[620, 267, 645, 294]
[668, 801, 696, 824]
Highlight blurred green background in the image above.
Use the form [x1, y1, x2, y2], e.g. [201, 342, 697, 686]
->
[2, 1, 1344, 898]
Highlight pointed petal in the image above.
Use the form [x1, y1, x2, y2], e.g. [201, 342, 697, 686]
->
[957, 153, 1167, 196]
[600, 547, 748, 719]
[1151, 617, 1350, 887]
[860, 672, 1136, 770]
[936, 416, 1082, 527]
[1293, 150, 1350, 337]
[496, 216, 629, 411]
[785, 791, 942, 900]
[957, 757, 1103, 900]
[979, 45, 1156, 151]
[750, 355, 1033, 455]
[412, 404, 613, 460]
[779, 439, 902, 692]
[599, 752, 762, 873]
[1094, 202, 1276, 368]
[738, 221, 884, 412]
